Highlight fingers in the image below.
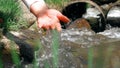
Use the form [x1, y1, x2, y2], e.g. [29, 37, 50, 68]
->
[36, 9, 70, 31]
[57, 13, 70, 23]
[37, 17, 61, 31]
[38, 23, 61, 31]
[48, 9, 70, 23]
[37, 16, 51, 30]
[56, 22, 62, 31]
[37, 21, 50, 30]
[50, 23, 55, 29]
[49, 18, 61, 31]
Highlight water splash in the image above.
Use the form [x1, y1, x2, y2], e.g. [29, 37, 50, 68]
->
[98, 27, 120, 38]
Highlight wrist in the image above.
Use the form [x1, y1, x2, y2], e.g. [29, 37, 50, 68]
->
[30, 1, 48, 17]
[22, 0, 45, 9]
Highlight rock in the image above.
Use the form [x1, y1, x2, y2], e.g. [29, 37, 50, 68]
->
[1, 36, 19, 54]
[67, 18, 91, 29]
[107, 6, 120, 27]
[0, 28, 42, 63]
[61, 0, 106, 32]
[18, 0, 36, 28]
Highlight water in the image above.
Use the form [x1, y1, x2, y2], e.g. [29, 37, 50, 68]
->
[2, 27, 120, 68]
[39, 5, 120, 66]
[30, 27, 120, 68]
[2, 3, 120, 68]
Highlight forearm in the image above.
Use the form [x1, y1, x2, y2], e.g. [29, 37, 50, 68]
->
[22, 0, 48, 17]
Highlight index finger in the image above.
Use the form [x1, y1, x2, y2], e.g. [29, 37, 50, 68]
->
[57, 13, 70, 23]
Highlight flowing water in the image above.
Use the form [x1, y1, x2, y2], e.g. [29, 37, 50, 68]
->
[26, 5, 120, 68]
[18, 27, 120, 68]
[2, 3, 120, 68]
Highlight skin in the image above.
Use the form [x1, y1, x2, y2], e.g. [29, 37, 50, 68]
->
[30, 1, 70, 31]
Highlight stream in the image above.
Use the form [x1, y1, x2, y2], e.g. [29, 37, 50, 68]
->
[25, 5, 120, 68]
[1, 1, 120, 68]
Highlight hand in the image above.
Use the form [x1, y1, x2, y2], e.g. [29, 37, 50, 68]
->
[37, 9, 70, 31]
[30, 1, 70, 31]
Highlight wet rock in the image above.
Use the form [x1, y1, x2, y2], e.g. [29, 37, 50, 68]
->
[67, 18, 91, 29]
[19, 0, 36, 28]
[0, 29, 41, 66]
[61, 1, 106, 32]
[1, 36, 19, 54]
[107, 6, 120, 27]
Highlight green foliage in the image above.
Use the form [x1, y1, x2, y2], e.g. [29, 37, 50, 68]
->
[45, 0, 70, 8]
[0, 51, 3, 68]
[0, 0, 25, 32]
[88, 47, 94, 68]
[0, 0, 117, 68]
[45, 0, 63, 5]
[10, 41, 21, 68]
[51, 30, 59, 68]
[33, 39, 43, 68]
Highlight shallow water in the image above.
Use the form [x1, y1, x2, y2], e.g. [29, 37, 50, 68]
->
[2, 4, 120, 68]
[30, 27, 120, 68]
[14, 26, 118, 68]
[35, 5, 120, 67]
[2, 28, 120, 68]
